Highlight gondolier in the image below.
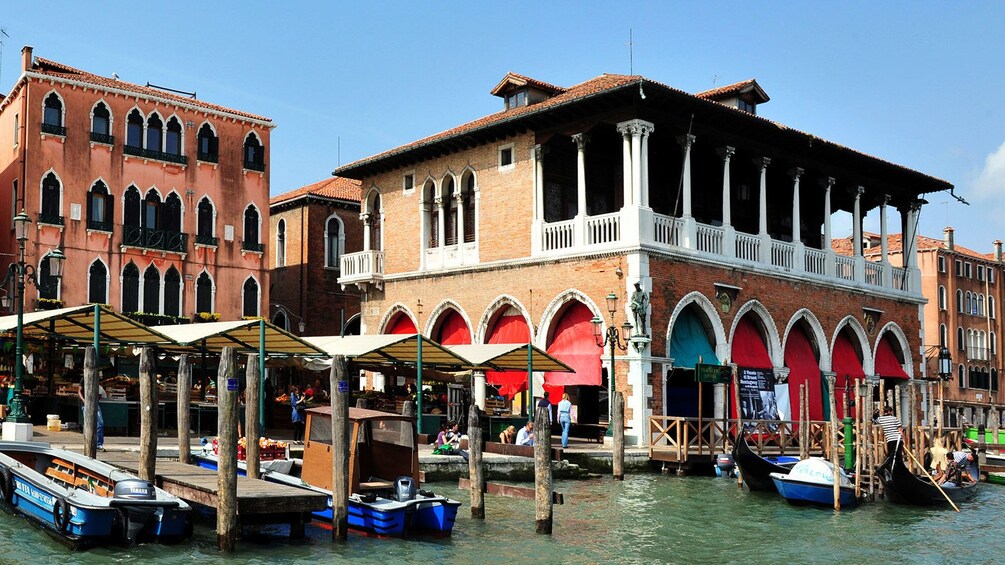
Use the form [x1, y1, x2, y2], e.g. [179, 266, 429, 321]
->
[875, 407, 903, 447]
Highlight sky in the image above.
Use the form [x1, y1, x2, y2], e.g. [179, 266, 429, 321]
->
[2, 2, 1003, 253]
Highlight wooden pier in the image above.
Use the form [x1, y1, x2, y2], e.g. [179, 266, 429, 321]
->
[98, 452, 328, 535]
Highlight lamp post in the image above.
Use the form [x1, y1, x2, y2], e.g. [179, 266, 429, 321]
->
[2, 210, 65, 424]
[936, 346, 952, 435]
[592, 292, 632, 438]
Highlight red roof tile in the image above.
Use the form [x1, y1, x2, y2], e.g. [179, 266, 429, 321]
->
[490, 72, 567, 96]
[834, 231, 994, 261]
[696, 78, 769, 103]
[270, 176, 361, 206]
[30, 57, 271, 123]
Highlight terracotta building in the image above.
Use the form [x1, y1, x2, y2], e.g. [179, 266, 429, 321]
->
[843, 228, 1004, 428]
[335, 71, 951, 445]
[269, 176, 363, 336]
[0, 46, 273, 322]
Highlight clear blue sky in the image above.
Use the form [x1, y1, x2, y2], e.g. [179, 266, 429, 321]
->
[3, 2, 1003, 252]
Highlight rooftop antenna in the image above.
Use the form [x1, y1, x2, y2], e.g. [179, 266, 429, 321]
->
[0, 28, 9, 87]
[627, 28, 633, 75]
[337, 136, 341, 168]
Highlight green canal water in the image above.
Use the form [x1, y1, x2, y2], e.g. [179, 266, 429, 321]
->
[1, 475, 1002, 564]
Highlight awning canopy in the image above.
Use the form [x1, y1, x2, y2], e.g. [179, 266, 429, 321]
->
[670, 308, 720, 369]
[304, 334, 472, 369]
[875, 337, 910, 380]
[445, 343, 575, 372]
[0, 305, 172, 346]
[156, 320, 326, 355]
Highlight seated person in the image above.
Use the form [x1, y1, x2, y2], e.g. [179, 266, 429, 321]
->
[433, 421, 468, 461]
[516, 421, 534, 446]
[499, 425, 516, 444]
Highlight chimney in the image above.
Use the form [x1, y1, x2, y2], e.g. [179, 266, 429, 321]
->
[943, 226, 954, 251]
[995, 240, 1003, 262]
[21, 45, 33, 73]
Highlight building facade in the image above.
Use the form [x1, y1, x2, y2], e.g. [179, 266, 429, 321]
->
[0, 47, 273, 323]
[269, 177, 363, 336]
[336, 72, 951, 445]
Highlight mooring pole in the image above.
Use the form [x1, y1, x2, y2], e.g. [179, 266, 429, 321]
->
[246, 353, 261, 480]
[468, 404, 485, 519]
[416, 335, 424, 435]
[613, 391, 625, 480]
[534, 405, 553, 534]
[82, 346, 98, 459]
[827, 374, 840, 510]
[331, 355, 350, 542]
[138, 347, 157, 482]
[177, 354, 192, 465]
[216, 347, 238, 552]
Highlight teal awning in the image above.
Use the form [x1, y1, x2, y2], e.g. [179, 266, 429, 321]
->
[670, 309, 719, 369]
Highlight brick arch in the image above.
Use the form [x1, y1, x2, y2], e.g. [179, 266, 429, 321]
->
[476, 295, 533, 344]
[538, 289, 604, 349]
[873, 321, 914, 379]
[782, 308, 830, 370]
[831, 315, 873, 374]
[378, 303, 418, 335]
[424, 299, 474, 344]
[729, 300, 782, 367]
[665, 291, 727, 363]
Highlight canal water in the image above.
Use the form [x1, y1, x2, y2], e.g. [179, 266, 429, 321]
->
[1, 474, 1001, 564]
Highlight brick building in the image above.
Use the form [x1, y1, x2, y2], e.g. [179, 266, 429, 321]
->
[269, 176, 363, 336]
[335, 71, 951, 445]
[0, 46, 273, 322]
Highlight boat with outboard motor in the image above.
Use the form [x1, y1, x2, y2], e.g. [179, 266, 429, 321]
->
[770, 457, 858, 507]
[0, 441, 191, 549]
[731, 431, 798, 492]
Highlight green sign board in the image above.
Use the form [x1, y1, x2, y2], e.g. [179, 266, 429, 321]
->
[695, 363, 731, 384]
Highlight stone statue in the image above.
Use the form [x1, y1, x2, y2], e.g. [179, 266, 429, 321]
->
[629, 282, 649, 337]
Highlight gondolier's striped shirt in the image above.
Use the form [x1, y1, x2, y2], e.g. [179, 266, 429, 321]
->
[953, 451, 972, 465]
[875, 415, 902, 442]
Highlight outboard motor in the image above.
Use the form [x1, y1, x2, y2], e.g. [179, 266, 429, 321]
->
[114, 479, 156, 500]
[113, 479, 157, 545]
[715, 453, 736, 478]
[394, 476, 416, 502]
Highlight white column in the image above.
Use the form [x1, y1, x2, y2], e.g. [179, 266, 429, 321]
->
[822, 178, 835, 277]
[880, 196, 892, 287]
[790, 167, 805, 271]
[473, 371, 486, 410]
[454, 192, 465, 260]
[641, 129, 652, 208]
[531, 144, 545, 255]
[717, 146, 736, 258]
[620, 126, 632, 207]
[573, 133, 589, 247]
[853, 186, 865, 283]
[435, 197, 445, 248]
[361, 213, 372, 251]
[677, 134, 696, 217]
[755, 157, 771, 264]
[631, 127, 643, 206]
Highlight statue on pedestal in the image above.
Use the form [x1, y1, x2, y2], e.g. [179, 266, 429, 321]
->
[630, 282, 649, 338]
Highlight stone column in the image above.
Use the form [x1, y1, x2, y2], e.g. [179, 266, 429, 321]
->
[755, 157, 771, 263]
[880, 196, 892, 287]
[631, 127, 644, 207]
[678, 134, 697, 249]
[853, 186, 865, 282]
[473, 371, 486, 411]
[641, 128, 652, 208]
[790, 167, 805, 271]
[361, 213, 372, 251]
[619, 126, 632, 206]
[435, 196, 445, 248]
[572, 133, 589, 247]
[717, 146, 736, 258]
[454, 191, 465, 261]
[821, 177, 836, 277]
[531, 144, 546, 254]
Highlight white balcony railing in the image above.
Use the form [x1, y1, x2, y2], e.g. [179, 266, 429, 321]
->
[735, 232, 761, 263]
[542, 219, 575, 252]
[864, 261, 883, 286]
[585, 212, 620, 245]
[654, 215, 683, 246]
[696, 224, 724, 255]
[804, 248, 826, 275]
[835, 255, 856, 281]
[892, 266, 909, 292]
[770, 240, 795, 270]
[338, 250, 385, 289]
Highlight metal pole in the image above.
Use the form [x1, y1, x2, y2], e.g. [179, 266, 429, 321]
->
[527, 342, 533, 413]
[8, 242, 28, 423]
[417, 333, 423, 435]
[608, 328, 615, 438]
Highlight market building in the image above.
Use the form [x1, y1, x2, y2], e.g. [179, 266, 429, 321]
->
[269, 176, 364, 336]
[335, 71, 952, 445]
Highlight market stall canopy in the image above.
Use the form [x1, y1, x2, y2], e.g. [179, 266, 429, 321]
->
[0, 304, 173, 345]
[445, 343, 575, 372]
[304, 334, 472, 369]
[156, 319, 326, 355]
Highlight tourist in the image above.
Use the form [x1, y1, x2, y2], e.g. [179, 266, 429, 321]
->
[875, 407, 903, 448]
[433, 422, 468, 461]
[537, 391, 552, 425]
[310, 378, 329, 402]
[951, 451, 976, 485]
[516, 421, 534, 446]
[290, 385, 306, 443]
[499, 425, 516, 444]
[558, 393, 573, 449]
[76, 375, 107, 450]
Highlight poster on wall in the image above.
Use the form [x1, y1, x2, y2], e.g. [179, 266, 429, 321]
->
[738, 366, 779, 431]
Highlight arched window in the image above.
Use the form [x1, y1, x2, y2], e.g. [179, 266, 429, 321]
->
[957, 289, 964, 313]
[243, 205, 260, 251]
[990, 296, 996, 319]
[462, 172, 476, 243]
[43, 93, 63, 129]
[143, 265, 160, 314]
[369, 193, 382, 251]
[197, 124, 218, 162]
[196, 272, 214, 314]
[122, 262, 140, 312]
[146, 113, 163, 152]
[124, 185, 141, 227]
[325, 215, 342, 268]
[443, 176, 456, 246]
[938, 285, 947, 311]
[424, 180, 438, 249]
[88, 180, 111, 231]
[143, 190, 161, 229]
[940, 323, 948, 347]
[40, 172, 62, 224]
[242, 278, 259, 317]
[992, 332, 998, 356]
[126, 110, 143, 148]
[165, 117, 182, 156]
[91, 102, 111, 139]
[957, 326, 965, 351]
[38, 253, 60, 300]
[197, 197, 215, 244]
[164, 267, 181, 317]
[273, 311, 288, 331]
[163, 193, 182, 233]
[276, 219, 286, 267]
[88, 260, 107, 304]
[958, 364, 966, 388]
[978, 294, 985, 316]
[965, 292, 972, 315]
[993, 368, 999, 392]
[243, 133, 264, 171]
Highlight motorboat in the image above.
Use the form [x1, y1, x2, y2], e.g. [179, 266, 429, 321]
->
[770, 457, 858, 508]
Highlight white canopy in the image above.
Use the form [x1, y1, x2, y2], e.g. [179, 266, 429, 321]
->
[0, 304, 172, 345]
[304, 334, 472, 369]
[156, 319, 326, 355]
[445, 343, 574, 372]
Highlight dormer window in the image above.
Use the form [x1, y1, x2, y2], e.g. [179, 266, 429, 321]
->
[505, 90, 527, 110]
[737, 99, 756, 115]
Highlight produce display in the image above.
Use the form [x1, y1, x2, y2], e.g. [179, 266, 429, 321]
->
[212, 437, 289, 461]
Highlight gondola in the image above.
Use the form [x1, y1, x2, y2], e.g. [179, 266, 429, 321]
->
[877, 442, 979, 506]
[731, 431, 798, 492]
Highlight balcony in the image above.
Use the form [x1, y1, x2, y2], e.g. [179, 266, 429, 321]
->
[41, 122, 66, 136]
[38, 213, 65, 227]
[90, 132, 114, 145]
[87, 219, 113, 232]
[241, 241, 265, 253]
[195, 233, 219, 246]
[198, 151, 219, 164]
[243, 160, 265, 172]
[338, 250, 385, 291]
[123, 144, 188, 165]
[122, 225, 188, 254]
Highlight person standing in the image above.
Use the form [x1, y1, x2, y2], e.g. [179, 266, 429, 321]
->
[290, 385, 306, 443]
[77, 379, 107, 451]
[558, 393, 573, 449]
[875, 406, 903, 453]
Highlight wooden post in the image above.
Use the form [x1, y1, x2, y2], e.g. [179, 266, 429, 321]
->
[330, 355, 350, 542]
[908, 382, 917, 471]
[866, 379, 875, 500]
[827, 374, 840, 510]
[854, 385, 862, 499]
[798, 383, 806, 459]
[534, 405, 553, 534]
[245, 354, 261, 480]
[177, 355, 192, 465]
[613, 391, 625, 481]
[468, 404, 484, 519]
[401, 400, 416, 445]
[732, 367, 743, 488]
[138, 347, 157, 482]
[82, 346, 98, 459]
[216, 347, 239, 552]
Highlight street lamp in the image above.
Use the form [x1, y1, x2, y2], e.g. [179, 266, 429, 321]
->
[937, 346, 953, 379]
[2, 210, 65, 424]
[592, 292, 632, 437]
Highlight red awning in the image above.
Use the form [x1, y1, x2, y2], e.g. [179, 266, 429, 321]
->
[875, 337, 910, 380]
[784, 328, 823, 421]
[385, 314, 417, 335]
[437, 311, 471, 345]
[545, 302, 601, 397]
[730, 316, 773, 418]
[831, 332, 865, 419]
[485, 313, 531, 399]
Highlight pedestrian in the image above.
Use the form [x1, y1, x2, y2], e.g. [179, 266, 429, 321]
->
[558, 393, 573, 449]
[537, 391, 552, 424]
[516, 421, 534, 446]
[290, 385, 306, 443]
[77, 378, 107, 451]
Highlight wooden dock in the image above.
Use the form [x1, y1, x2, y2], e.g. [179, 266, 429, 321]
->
[99, 452, 329, 536]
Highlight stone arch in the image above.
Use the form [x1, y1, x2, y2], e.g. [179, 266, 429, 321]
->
[538, 289, 604, 349]
[424, 299, 475, 341]
[666, 291, 727, 364]
[831, 315, 873, 374]
[873, 321, 914, 379]
[728, 300, 783, 367]
[781, 308, 830, 370]
[476, 295, 533, 344]
[378, 303, 418, 334]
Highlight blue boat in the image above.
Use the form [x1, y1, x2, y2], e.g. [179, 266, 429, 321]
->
[0, 441, 191, 549]
[770, 457, 858, 508]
